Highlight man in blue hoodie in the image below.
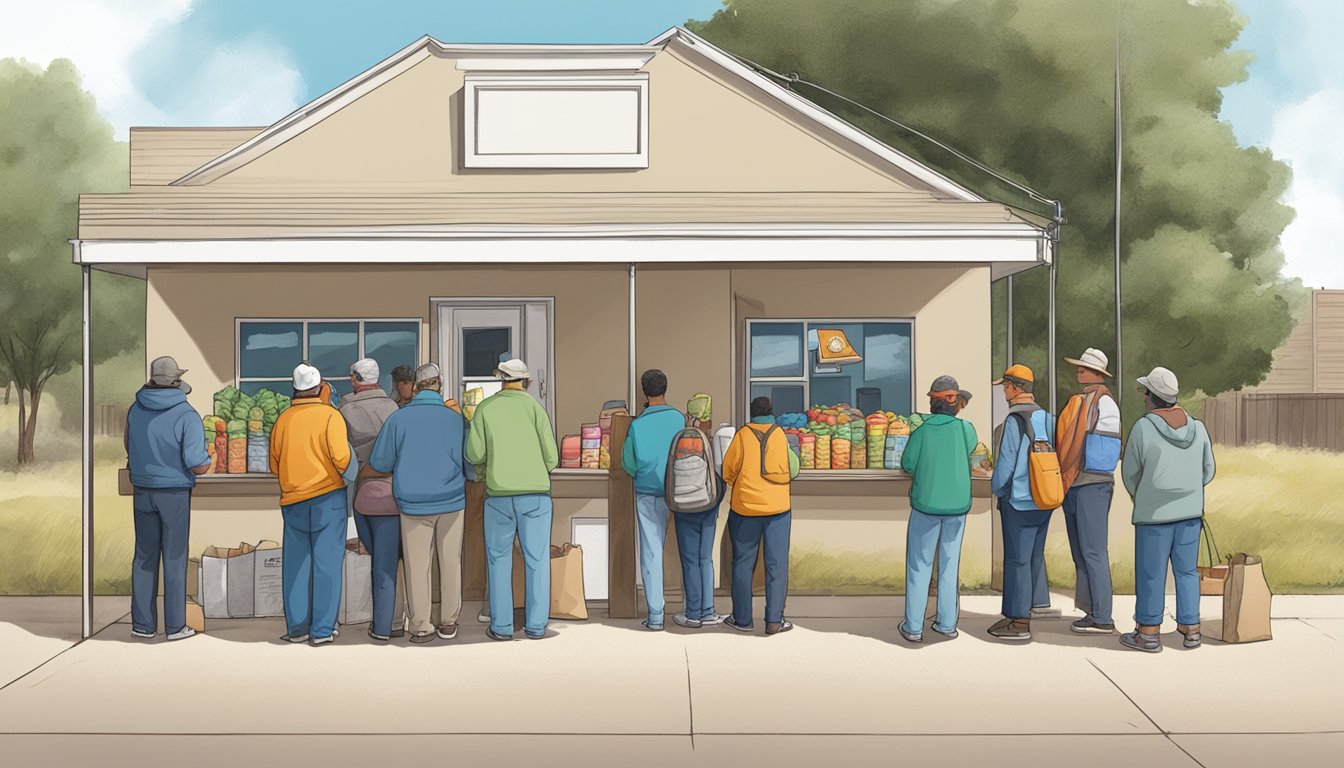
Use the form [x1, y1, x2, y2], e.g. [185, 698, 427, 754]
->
[125, 356, 212, 641]
[621, 369, 689, 631]
[987, 364, 1057, 642]
[369, 363, 475, 644]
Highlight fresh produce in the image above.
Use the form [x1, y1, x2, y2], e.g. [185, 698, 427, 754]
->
[686, 393, 713, 423]
[831, 438, 851, 470]
[814, 433, 831, 469]
[213, 386, 242, 422]
[247, 406, 265, 436]
[226, 419, 248, 474]
[799, 432, 816, 469]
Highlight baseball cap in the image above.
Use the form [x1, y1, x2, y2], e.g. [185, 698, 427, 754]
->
[414, 363, 441, 385]
[494, 358, 531, 381]
[992, 364, 1035, 386]
[148, 356, 191, 394]
[293, 363, 321, 392]
[350, 358, 379, 384]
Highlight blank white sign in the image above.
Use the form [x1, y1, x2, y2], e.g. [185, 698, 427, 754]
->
[571, 517, 608, 601]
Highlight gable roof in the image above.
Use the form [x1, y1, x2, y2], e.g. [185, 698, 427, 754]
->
[167, 27, 984, 203]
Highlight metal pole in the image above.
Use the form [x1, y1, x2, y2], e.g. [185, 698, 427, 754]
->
[81, 265, 94, 639]
[1048, 261, 1057, 414]
[1006, 274, 1014, 364]
[1114, 4, 1124, 407]
[628, 264, 637, 412]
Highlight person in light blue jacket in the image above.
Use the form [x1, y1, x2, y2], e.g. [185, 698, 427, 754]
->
[621, 369, 690, 631]
[125, 356, 211, 642]
[1120, 367, 1216, 654]
[987, 364, 1056, 642]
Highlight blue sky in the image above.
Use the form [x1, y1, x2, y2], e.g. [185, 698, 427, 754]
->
[3, 0, 1341, 287]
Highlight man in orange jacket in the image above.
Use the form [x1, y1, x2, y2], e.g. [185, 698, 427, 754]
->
[721, 396, 800, 635]
[269, 362, 351, 646]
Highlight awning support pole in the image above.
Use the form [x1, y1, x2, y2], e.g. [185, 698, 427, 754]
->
[1048, 260, 1057, 414]
[81, 265, 95, 639]
[628, 264, 637, 412]
[1006, 274, 1014, 364]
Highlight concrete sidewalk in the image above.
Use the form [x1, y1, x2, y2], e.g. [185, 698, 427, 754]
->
[1, 594, 1341, 767]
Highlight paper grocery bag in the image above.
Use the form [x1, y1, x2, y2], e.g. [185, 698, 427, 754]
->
[339, 538, 372, 625]
[185, 599, 206, 633]
[1219, 553, 1273, 644]
[199, 542, 255, 619]
[512, 542, 588, 620]
[251, 540, 284, 618]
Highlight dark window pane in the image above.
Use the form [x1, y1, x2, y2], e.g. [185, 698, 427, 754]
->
[463, 327, 511, 378]
[749, 322, 804, 378]
[308, 322, 359, 379]
[750, 383, 805, 415]
[364, 321, 419, 393]
[239, 322, 302, 379]
[239, 380, 291, 398]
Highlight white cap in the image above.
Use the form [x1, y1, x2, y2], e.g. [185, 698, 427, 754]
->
[494, 358, 530, 381]
[350, 358, 380, 384]
[1137, 366, 1180, 402]
[414, 363, 441, 385]
[293, 363, 321, 392]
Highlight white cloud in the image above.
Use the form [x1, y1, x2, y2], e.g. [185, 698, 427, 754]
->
[0, 0, 304, 139]
[1270, 88, 1344, 290]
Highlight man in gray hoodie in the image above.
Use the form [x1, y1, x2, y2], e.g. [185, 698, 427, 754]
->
[1120, 366, 1216, 653]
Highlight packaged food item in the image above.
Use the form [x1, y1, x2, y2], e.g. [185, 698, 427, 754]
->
[560, 435, 581, 469]
[814, 434, 832, 469]
[884, 433, 910, 470]
[463, 387, 485, 421]
[851, 439, 867, 469]
[799, 432, 816, 470]
[599, 401, 628, 432]
[831, 438, 851, 470]
[888, 417, 911, 436]
[581, 423, 601, 441]
[247, 434, 269, 474]
[581, 448, 600, 469]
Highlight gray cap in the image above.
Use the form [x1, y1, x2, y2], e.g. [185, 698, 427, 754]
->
[414, 363, 441, 385]
[350, 358, 380, 384]
[928, 375, 960, 395]
[1137, 366, 1180, 402]
[148, 356, 191, 394]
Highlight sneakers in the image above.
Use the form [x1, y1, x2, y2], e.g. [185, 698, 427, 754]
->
[672, 613, 703, 629]
[130, 629, 155, 639]
[899, 625, 923, 644]
[390, 628, 405, 639]
[437, 624, 458, 640]
[1180, 629, 1202, 649]
[1031, 606, 1062, 619]
[700, 613, 727, 626]
[485, 627, 513, 642]
[1071, 617, 1117, 635]
[281, 633, 309, 643]
[987, 618, 1032, 641]
[724, 616, 754, 633]
[476, 607, 491, 624]
[310, 634, 336, 646]
[525, 630, 547, 640]
[641, 619, 664, 631]
[1120, 631, 1162, 653]
[368, 629, 391, 642]
[165, 627, 196, 641]
[765, 619, 793, 635]
[929, 625, 959, 640]
[408, 631, 436, 644]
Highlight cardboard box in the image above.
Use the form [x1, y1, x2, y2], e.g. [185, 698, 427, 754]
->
[185, 598, 206, 633]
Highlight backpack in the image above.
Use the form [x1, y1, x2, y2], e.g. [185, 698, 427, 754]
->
[664, 427, 722, 513]
[744, 424, 793, 485]
[1011, 411, 1065, 510]
[1081, 393, 1122, 474]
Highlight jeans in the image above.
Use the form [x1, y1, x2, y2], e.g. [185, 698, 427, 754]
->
[354, 512, 401, 638]
[485, 494, 552, 637]
[281, 488, 347, 639]
[728, 510, 791, 626]
[902, 510, 966, 636]
[636, 494, 670, 625]
[1000, 499, 1052, 619]
[131, 489, 192, 635]
[1064, 483, 1115, 624]
[1134, 518, 1202, 628]
[674, 507, 719, 621]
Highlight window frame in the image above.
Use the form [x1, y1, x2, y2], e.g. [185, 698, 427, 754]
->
[744, 318, 917, 417]
[235, 317, 421, 393]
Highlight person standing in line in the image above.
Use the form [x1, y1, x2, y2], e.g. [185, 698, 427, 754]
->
[1056, 348, 1122, 635]
[466, 358, 559, 641]
[987, 365, 1057, 642]
[621, 370, 690, 631]
[1120, 367, 1215, 653]
[269, 363, 351, 646]
[391, 365, 416, 408]
[898, 376, 979, 643]
[125, 356, 211, 641]
[720, 397, 800, 636]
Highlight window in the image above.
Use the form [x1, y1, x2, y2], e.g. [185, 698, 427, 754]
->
[237, 319, 420, 401]
[746, 320, 914, 417]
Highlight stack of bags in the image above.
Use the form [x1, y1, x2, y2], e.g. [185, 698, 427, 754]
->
[866, 414, 888, 468]
[884, 417, 912, 470]
[226, 420, 248, 474]
[202, 417, 220, 473]
[799, 432, 816, 469]
[560, 435, 582, 469]
[846, 416, 866, 469]
[580, 424, 601, 469]
[598, 400, 627, 470]
[814, 428, 832, 470]
[246, 406, 269, 474]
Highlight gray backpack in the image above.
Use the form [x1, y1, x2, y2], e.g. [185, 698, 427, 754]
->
[664, 427, 722, 513]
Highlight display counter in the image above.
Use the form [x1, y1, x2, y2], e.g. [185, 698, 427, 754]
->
[117, 467, 610, 499]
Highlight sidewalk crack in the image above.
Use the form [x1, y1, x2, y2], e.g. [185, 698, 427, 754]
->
[685, 647, 695, 750]
[1087, 658, 1207, 768]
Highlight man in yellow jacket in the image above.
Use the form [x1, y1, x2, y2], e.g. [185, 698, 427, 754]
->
[721, 396, 800, 635]
[269, 363, 352, 646]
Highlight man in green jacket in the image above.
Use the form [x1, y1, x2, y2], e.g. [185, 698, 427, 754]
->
[1120, 366, 1216, 653]
[466, 358, 560, 641]
[898, 375, 979, 643]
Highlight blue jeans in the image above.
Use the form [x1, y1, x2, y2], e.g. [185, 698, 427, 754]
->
[728, 510, 791, 626]
[902, 510, 966, 636]
[674, 507, 719, 621]
[1064, 483, 1114, 624]
[354, 511, 401, 638]
[281, 488, 347, 639]
[1000, 499, 1052, 619]
[485, 494, 552, 637]
[131, 489, 192, 635]
[1135, 518, 1202, 628]
[636, 494, 670, 625]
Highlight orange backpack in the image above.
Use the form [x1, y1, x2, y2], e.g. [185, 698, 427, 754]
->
[1012, 412, 1065, 510]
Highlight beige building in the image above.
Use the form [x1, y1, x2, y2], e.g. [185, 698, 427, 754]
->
[75, 28, 1053, 616]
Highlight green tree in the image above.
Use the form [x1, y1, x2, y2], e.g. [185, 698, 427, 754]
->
[690, 0, 1304, 425]
[0, 58, 140, 464]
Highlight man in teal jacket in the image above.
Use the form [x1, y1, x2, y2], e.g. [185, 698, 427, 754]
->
[1120, 366, 1216, 653]
[899, 375, 979, 643]
[466, 358, 559, 641]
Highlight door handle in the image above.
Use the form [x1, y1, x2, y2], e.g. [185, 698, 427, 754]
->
[538, 369, 546, 401]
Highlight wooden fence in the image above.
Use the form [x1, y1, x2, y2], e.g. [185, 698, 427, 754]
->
[97, 405, 125, 437]
[1204, 392, 1344, 452]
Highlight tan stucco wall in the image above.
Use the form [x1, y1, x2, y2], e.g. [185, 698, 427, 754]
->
[215, 49, 909, 193]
